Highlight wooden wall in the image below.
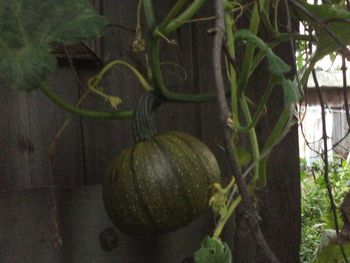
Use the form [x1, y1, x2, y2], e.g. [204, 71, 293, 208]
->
[299, 106, 350, 161]
[303, 87, 350, 108]
[0, 1, 300, 262]
[332, 109, 350, 158]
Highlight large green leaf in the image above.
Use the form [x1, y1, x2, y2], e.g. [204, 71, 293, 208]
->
[234, 30, 300, 105]
[293, 1, 350, 61]
[234, 30, 291, 79]
[0, 0, 108, 91]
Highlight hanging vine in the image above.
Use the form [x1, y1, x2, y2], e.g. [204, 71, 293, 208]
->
[2, 0, 350, 262]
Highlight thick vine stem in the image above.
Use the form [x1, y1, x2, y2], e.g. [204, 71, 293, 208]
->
[132, 91, 160, 142]
[143, 0, 230, 103]
[142, 0, 157, 30]
[39, 83, 133, 119]
[213, 196, 242, 239]
[149, 23, 229, 103]
[225, 11, 239, 118]
[161, 0, 207, 35]
[237, 1, 261, 93]
[225, 3, 262, 186]
[158, 0, 188, 32]
[213, 1, 280, 262]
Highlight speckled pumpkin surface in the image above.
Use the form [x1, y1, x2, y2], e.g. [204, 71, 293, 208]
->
[102, 131, 221, 235]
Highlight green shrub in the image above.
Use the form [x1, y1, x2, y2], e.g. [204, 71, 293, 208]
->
[300, 158, 350, 263]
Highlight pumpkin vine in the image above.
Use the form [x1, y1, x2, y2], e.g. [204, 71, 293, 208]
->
[2, 0, 350, 262]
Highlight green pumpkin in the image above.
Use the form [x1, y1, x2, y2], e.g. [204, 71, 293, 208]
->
[102, 92, 221, 235]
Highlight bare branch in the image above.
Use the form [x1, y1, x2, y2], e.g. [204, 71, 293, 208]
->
[213, 1, 280, 262]
[313, 69, 349, 263]
[342, 55, 350, 129]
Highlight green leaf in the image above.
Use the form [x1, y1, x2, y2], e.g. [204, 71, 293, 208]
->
[329, 52, 338, 65]
[234, 30, 298, 108]
[194, 236, 232, 263]
[293, 1, 350, 61]
[234, 30, 291, 79]
[296, 52, 305, 70]
[0, 0, 108, 91]
[235, 147, 251, 167]
[283, 79, 301, 105]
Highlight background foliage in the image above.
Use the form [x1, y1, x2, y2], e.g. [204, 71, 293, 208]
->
[301, 158, 350, 262]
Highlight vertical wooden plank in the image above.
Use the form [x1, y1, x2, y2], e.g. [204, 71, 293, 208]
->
[79, 0, 142, 185]
[0, 68, 85, 192]
[332, 110, 342, 157]
[240, 16, 301, 263]
[46, 70, 85, 187]
[341, 110, 350, 155]
[190, 0, 236, 247]
[0, 189, 64, 263]
[152, 1, 198, 137]
[177, 2, 240, 252]
[331, 109, 350, 158]
[190, 2, 230, 176]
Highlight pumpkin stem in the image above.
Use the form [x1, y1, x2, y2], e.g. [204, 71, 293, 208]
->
[132, 92, 161, 142]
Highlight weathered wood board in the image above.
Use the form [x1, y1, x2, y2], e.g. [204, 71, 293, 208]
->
[0, 69, 85, 192]
[0, 186, 213, 263]
[0, 0, 301, 262]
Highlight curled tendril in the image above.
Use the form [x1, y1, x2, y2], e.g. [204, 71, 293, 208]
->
[160, 61, 188, 81]
[87, 60, 153, 109]
[209, 178, 236, 217]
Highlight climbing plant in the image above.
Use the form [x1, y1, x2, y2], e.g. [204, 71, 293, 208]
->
[2, 0, 350, 262]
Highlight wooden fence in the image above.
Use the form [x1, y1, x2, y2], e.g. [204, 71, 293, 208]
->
[0, 2, 231, 262]
[299, 106, 350, 164]
[0, 1, 301, 262]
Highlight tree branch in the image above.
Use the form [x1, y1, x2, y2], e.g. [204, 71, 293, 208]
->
[313, 70, 349, 263]
[213, 1, 280, 262]
[341, 55, 350, 131]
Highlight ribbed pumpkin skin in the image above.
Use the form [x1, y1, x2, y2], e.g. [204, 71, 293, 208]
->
[102, 131, 221, 235]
